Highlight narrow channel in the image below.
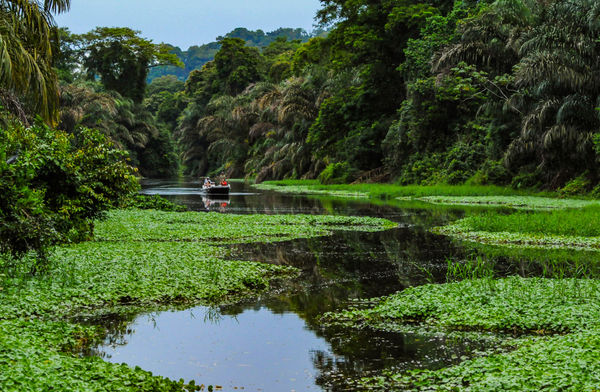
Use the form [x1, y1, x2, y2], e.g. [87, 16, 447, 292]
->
[89, 179, 488, 391]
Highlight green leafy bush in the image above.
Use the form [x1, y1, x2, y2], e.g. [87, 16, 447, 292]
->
[0, 121, 138, 269]
[318, 162, 356, 184]
[124, 194, 188, 212]
[559, 174, 592, 197]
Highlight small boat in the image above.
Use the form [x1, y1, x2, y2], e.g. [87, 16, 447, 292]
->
[203, 184, 230, 195]
[202, 178, 230, 195]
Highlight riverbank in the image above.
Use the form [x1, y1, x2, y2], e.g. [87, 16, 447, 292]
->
[256, 181, 600, 249]
[253, 180, 557, 200]
[0, 208, 394, 390]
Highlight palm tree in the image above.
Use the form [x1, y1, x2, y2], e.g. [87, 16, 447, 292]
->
[434, 0, 534, 75]
[197, 94, 254, 176]
[245, 78, 319, 182]
[505, 0, 600, 185]
[0, 0, 71, 123]
[59, 82, 159, 153]
[176, 101, 210, 176]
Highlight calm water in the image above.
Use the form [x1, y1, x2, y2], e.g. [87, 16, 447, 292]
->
[91, 179, 488, 391]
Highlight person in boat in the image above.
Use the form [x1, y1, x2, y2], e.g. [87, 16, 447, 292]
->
[203, 177, 212, 187]
[220, 179, 228, 186]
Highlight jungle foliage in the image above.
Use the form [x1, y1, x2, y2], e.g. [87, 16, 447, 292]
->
[0, 121, 138, 270]
[0, 3, 141, 267]
[160, 0, 600, 193]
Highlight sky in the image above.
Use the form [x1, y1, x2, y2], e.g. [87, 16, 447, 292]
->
[54, 0, 323, 50]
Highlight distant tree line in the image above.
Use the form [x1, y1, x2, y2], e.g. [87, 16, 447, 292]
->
[147, 27, 325, 82]
[159, 0, 600, 193]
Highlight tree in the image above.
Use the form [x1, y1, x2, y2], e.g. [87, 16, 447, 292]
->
[79, 27, 182, 102]
[246, 78, 319, 182]
[0, 120, 138, 272]
[146, 75, 185, 96]
[303, 0, 450, 175]
[263, 37, 302, 83]
[505, 0, 600, 186]
[59, 83, 179, 177]
[0, 0, 71, 123]
[214, 38, 263, 95]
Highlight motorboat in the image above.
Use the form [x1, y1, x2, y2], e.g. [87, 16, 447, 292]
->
[202, 178, 230, 195]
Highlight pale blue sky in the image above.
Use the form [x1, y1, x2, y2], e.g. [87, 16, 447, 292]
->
[55, 0, 322, 50]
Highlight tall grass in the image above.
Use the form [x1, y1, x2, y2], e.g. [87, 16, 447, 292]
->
[260, 180, 555, 199]
[464, 206, 600, 237]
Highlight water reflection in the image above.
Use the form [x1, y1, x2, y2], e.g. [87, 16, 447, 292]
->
[90, 179, 493, 391]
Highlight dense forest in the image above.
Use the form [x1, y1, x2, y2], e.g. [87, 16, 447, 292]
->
[55, 0, 600, 193]
[147, 27, 324, 82]
[48, 0, 600, 195]
[2, 0, 600, 259]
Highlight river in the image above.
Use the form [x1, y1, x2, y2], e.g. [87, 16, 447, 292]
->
[88, 179, 490, 391]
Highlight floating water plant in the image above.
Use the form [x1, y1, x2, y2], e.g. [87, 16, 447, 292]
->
[0, 209, 394, 390]
[417, 195, 600, 210]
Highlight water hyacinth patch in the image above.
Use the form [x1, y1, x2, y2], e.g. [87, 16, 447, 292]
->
[0, 209, 395, 390]
[326, 277, 600, 334]
[417, 195, 600, 210]
[0, 319, 199, 392]
[359, 331, 600, 391]
[95, 210, 396, 243]
[322, 276, 600, 391]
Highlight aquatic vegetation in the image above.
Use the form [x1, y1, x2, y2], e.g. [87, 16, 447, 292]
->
[464, 243, 600, 279]
[255, 181, 553, 200]
[437, 226, 600, 251]
[360, 331, 600, 391]
[253, 182, 369, 198]
[0, 319, 200, 391]
[458, 207, 600, 237]
[96, 210, 396, 243]
[0, 242, 294, 320]
[437, 207, 600, 250]
[417, 195, 599, 210]
[324, 276, 600, 390]
[0, 209, 394, 390]
[324, 277, 600, 334]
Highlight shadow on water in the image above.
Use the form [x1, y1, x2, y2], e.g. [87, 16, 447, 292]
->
[87, 179, 496, 391]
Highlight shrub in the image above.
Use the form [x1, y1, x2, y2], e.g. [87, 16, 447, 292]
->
[560, 174, 592, 197]
[0, 121, 138, 270]
[124, 195, 188, 212]
[318, 162, 356, 184]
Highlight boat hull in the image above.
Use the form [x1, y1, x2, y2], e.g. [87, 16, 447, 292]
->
[203, 185, 230, 195]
